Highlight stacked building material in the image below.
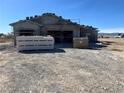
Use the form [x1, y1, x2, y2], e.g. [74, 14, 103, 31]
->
[16, 36, 54, 51]
[73, 37, 89, 49]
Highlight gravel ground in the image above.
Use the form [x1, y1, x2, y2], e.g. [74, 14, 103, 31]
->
[0, 43, 124, 93]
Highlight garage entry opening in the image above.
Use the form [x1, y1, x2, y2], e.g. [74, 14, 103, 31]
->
[48, 31, 73, 43]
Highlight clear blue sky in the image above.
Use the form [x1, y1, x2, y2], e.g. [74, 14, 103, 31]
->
[0, 0, 124, 33]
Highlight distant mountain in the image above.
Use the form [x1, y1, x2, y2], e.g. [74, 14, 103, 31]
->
[98, 33, 124, 37]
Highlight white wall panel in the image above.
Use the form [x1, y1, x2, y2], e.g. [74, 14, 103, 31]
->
[16, 36, 54, 51]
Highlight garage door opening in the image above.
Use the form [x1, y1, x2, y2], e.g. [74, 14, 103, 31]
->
[19, 30, 34, 36]
[48, 31, 73, 43]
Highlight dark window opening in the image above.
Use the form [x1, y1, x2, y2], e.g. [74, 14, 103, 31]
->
[19, 30, 34, 36]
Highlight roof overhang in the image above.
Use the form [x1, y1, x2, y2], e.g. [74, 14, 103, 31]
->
[9, 20, 43, 27]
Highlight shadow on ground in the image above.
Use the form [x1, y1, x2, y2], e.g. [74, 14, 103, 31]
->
[55, 43, 73, 48]
[19, 48, 65, 54]
[101, 41, 115, 45]
[89, 41, 109, 50]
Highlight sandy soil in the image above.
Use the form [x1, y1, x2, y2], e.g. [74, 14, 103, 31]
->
[0, 40, 124, 93]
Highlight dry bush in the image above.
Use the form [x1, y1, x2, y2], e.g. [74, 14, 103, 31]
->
[0, 38, 12, 43]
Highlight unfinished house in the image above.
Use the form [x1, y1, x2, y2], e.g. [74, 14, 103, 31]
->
[10, 13, 98, 46]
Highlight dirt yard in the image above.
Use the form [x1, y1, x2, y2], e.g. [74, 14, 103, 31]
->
[99, 38, 124, 59]
[0, 38, 12, 43]
[0, 38, 124, 93]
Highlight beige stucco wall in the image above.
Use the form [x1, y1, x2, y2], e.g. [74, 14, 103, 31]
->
[31, 15, 81, 37]
[42, 16, 59, 25]
[15, 15, 81, 37]
[31, 16, 59, 25]
[45, 25, 80, 37]
[73, 29, 80, 37]
[13, 21, 41, 36]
